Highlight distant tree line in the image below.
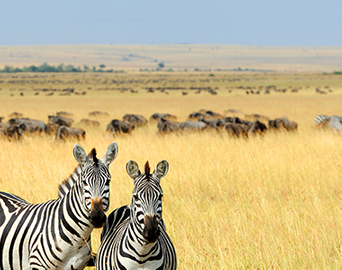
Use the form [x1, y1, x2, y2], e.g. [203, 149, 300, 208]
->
[0, 63, 124, 73]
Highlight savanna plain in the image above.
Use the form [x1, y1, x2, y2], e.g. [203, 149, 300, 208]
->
[0, 71, 342, 269]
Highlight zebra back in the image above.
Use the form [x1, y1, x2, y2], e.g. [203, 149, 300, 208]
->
[329, 115, 342, 131]
[315, 115, 331, 125]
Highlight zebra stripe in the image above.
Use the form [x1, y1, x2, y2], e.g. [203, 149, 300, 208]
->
[58, 165, 82, 198]
[315, 115, 342, 131]
[329, 115, 342, 131]
[0, 142, 118, 270]
[96, 160, 177, 270]
[315, 114, 331, 125]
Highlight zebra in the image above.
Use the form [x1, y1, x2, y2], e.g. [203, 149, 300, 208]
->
[329, 115, 342, 131]
[315, 115, 342, 131]
[0, 141, 118, 270]
[315, 115, 331, 127]
[96, 160, 177, 270]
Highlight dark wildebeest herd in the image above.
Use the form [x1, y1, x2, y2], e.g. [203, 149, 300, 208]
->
[155, 110, 298, 138]
[1, 109, 341, 141]
[0, 111, 101, 141]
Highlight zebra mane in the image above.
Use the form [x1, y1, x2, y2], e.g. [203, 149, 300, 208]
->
[58, 149, 97, 198]
[58, 165, 82, 198]
[89, 148, 99, 166]
[144, 161, 150, 176]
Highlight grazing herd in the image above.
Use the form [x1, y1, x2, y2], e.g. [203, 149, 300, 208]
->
[0, 109, 341, 141]
[155, 110, 297, 138]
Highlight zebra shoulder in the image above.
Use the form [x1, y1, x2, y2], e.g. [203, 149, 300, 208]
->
[101, 205, 130, 240]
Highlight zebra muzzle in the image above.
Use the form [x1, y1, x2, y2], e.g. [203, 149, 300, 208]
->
[143, 215, 160, 243]
[89, 199, 106, 228]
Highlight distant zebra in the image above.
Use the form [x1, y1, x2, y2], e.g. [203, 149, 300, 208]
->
[0, 142, 118, 270]
[96, 160, 177, 270]
[329, 115, 342, 131]
[315, 115, 342, 131]
[315, 115, 331, 127]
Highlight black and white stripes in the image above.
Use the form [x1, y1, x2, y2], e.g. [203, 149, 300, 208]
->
[0, 142, 118, 270]
[96, 160, 177, 270]
[315, 115, 342, 131]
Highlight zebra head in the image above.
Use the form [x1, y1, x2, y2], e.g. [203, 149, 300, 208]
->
[126, 159, 169, 243]
[73, 142, 118, 228]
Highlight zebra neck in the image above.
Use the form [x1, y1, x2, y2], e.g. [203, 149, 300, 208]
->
[59, 182, 93, 230]
[125, 221, 159, 257]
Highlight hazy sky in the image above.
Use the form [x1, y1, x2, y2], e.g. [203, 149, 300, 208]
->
[1, 0, 341, 46]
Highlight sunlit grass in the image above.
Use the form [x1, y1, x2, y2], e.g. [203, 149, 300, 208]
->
[0, 72, 342, 269]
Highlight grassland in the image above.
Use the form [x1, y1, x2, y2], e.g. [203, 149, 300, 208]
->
[0, 71, 342, 269]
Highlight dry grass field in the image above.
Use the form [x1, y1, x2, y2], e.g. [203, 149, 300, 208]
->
[0, 71, 342, 269]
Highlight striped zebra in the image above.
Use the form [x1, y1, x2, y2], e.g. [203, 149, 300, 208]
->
[315, 114, 331, 128]
[315, 115, 342, 131]
[329, 115, 342, 131]
[96, 160, 177, 270]
[0, 141, 118, 270]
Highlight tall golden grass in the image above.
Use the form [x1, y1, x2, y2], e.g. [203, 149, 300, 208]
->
[0, 72, 342, 269]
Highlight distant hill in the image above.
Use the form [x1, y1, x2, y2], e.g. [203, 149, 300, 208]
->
[1, 44, 342, 72]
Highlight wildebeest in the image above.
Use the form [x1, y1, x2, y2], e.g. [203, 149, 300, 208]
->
[8, 118, 46, 134]
[157, 118, 181, 134]
[199, 118, 226, 130]
[89, 111, 109, 117]
[188, 110, 223, 121]
[149, 113, 177, 123]
[55, 126, 86, 141]
[56, 111, 73, 117]
[224, 109, 244, 117]
[0, 123, 23, 140]
[78, 119, 100, 127]
[224, 116, 251, 127]
[248, 120, 268, 135]
[316, 88, 327, 94]
[8, 112, 23, 118]
[225, 123, 249, 138]
[48, 115, 74, 127]
[245, 114, 269, 122]
[106, 119, 134, 135]
[268, 117, 298, 132]
[180, 121, 207, 131]
[122, 114, 147, 127]
[45, 123, 60, 135]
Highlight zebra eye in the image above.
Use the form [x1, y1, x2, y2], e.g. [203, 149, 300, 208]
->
[159, 194, 163, 200]
[133, 194, 139, 201]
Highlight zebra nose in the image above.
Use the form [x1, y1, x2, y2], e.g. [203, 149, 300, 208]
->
[89, 199, 106, 228]
[143, 215, 159, 243]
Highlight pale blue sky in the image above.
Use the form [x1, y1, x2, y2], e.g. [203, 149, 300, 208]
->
[1, 0, 341, 46]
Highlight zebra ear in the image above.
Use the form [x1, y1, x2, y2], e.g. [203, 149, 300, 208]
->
[154, 160, 169, 180]
[102, 141, 118, 166]
[73, 144, 88, 165]
[126, 160, 141, 180]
